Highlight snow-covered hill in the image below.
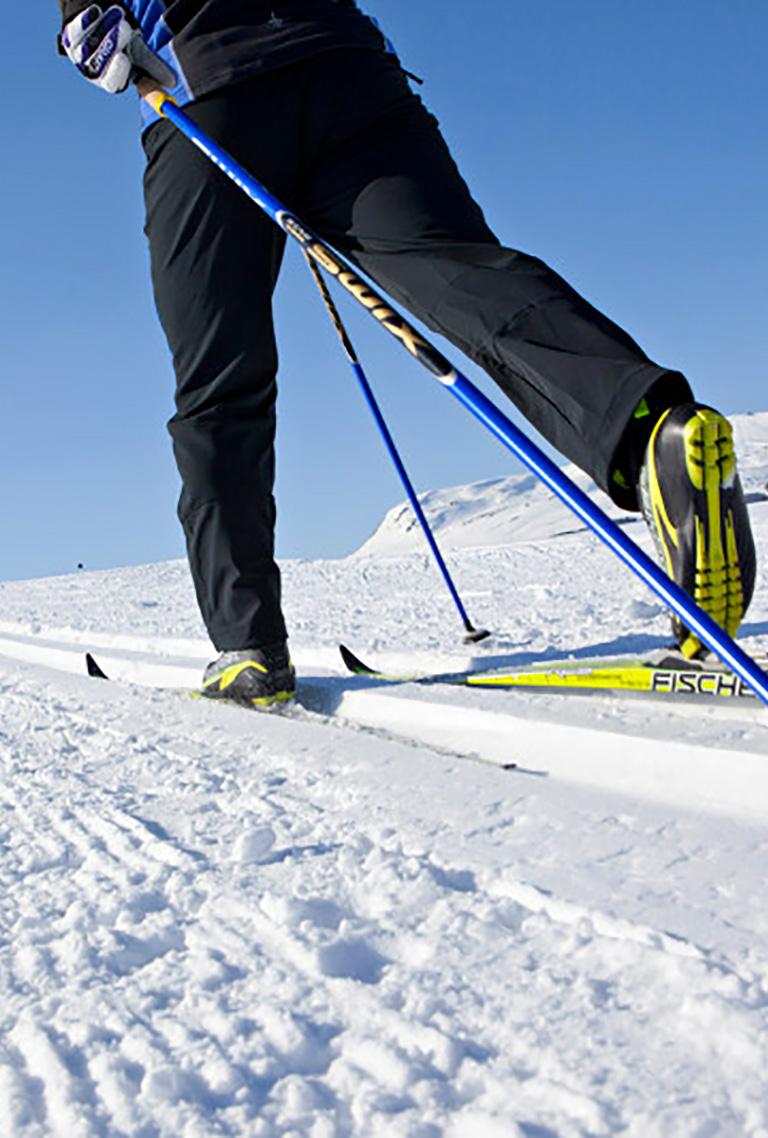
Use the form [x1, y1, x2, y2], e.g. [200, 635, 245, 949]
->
[1, 412, 768, 1137]
[357, 411, 768, 556]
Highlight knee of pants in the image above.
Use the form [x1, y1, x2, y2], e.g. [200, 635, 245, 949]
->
[169, 410, 278, 507]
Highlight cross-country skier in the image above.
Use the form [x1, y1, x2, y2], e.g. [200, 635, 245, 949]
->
[57, 1, 757, 706]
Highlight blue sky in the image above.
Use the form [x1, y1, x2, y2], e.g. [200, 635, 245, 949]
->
[1, 2, 766, 580]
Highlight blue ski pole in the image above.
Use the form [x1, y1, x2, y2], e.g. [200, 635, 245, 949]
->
[138, 83, 768, 705]
[303, 251, 490, 644]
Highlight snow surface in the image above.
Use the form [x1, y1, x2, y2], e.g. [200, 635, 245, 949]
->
[1, 413, 768, 1137]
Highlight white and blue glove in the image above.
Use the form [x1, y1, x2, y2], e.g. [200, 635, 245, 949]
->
[61, 4, 176, 94]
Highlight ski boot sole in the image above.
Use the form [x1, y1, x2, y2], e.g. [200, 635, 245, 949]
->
[642, 407, 749, 659]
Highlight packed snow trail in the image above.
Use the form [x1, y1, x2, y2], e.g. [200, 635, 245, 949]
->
[0, 625, 765, 817]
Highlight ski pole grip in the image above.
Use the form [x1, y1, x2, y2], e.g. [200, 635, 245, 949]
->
[135, 76, 175, 116]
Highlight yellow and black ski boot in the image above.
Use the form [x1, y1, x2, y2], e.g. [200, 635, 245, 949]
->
[639, 403, 756, 659]
[201, 643, 296, 707]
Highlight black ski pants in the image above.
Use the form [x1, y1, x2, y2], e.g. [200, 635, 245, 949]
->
[143, 48, 691, 652]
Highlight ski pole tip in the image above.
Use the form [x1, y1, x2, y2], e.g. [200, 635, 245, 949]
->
[464, 627, 492, 645]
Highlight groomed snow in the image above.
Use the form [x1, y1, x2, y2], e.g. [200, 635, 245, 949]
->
[1, 413, 767, 1137]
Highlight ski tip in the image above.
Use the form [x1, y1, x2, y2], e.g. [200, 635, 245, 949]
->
[85, 652, 109, 680]
[339, 644, 376, 675]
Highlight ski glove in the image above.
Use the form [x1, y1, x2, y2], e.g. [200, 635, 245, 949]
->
[61, 4, 176, 94]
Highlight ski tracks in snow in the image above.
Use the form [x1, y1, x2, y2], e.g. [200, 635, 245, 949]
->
[1, 664, 768, 1136]
[0, 619, 766, 820]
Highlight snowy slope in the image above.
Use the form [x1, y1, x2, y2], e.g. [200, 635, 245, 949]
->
[357, 411, 768, 556]
[1, 413, 768, 1136]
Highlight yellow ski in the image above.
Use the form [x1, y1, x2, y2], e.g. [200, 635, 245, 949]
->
[340, 645, 763, 700]
[466, 658, 757, 698]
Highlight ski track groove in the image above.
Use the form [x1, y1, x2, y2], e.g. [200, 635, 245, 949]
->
[2, 660, 768, 1135]
[1, 641, 508, 774]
